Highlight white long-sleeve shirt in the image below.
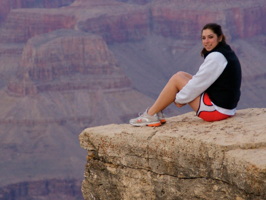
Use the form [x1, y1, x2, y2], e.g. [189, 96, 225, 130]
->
[175, 52, 227, 104]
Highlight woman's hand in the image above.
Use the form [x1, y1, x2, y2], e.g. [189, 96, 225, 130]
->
[174, 102, 186, 108]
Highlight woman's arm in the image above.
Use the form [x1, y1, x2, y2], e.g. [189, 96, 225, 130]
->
[175, 52, 227, 104]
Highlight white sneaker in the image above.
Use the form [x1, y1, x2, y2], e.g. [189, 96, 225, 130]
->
[157, 111, 166, 124]
[129, 109, 161, 127]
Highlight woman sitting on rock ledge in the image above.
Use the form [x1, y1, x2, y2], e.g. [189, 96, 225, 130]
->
[130, 23, 242, 126]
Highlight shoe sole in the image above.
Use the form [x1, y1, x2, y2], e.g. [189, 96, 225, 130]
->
[130, 122, 162, 127]
[160, 119, 166, 124]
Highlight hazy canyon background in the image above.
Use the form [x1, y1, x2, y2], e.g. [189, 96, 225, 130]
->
[0, 0, 265, 199]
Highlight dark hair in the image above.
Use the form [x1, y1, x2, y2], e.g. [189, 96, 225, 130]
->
[200, 23, 226, 57]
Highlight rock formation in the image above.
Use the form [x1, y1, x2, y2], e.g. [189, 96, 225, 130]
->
[0, 0, 150, 44]
[7, 29, 131, 96]
[1, 0, 266, 45]
[80, 108, 266, 200]
[0, 0, 74, 25]
[150, 0, 266, 40]
[0, 8, 78, 43]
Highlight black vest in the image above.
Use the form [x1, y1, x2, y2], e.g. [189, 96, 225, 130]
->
[204, 43, 242, 109]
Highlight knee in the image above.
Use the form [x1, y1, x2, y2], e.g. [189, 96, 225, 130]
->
[168, 71, 191, 90]
[175, 71, 187, 76]
[170, 71, 185, 81]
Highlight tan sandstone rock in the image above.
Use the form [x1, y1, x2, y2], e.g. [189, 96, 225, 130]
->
[79, 108, 266, 200]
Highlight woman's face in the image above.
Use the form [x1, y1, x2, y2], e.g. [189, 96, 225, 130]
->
[201, 29, 222, 52]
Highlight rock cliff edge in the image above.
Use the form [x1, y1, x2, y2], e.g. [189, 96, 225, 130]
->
[79, 108, 266, 200]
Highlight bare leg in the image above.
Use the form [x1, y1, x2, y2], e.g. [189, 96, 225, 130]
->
[147, 71, 200, 115]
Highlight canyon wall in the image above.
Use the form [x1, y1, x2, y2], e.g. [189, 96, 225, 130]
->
[0, 179, 82, 200]
[0, 9, 77, 43]
[1, 0, 266, 45]
[80, 108, 266, 200]
[0, 0, 74, 25]
[150, 0, 266, 40]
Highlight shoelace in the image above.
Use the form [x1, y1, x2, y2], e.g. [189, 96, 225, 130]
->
[138, 112, 145, 117]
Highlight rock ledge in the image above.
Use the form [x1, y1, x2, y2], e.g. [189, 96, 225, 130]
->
[79, 108, 266, 200]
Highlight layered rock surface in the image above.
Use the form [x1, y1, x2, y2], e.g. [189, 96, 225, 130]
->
[0, 0, 74, 25]
[0, 0, 150, 44]
[150, 0, 266, 39]
[1, 0, 266, 44]
[8, 29, 131, 96]
[80, 108, 266, 200]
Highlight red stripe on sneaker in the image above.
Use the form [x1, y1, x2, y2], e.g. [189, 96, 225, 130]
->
[148, 122, 162, 127]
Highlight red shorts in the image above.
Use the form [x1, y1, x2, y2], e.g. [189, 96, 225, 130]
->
[197, 93, 231, 122]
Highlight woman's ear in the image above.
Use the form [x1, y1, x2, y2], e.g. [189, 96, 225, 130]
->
[219, 35, 223, 42]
